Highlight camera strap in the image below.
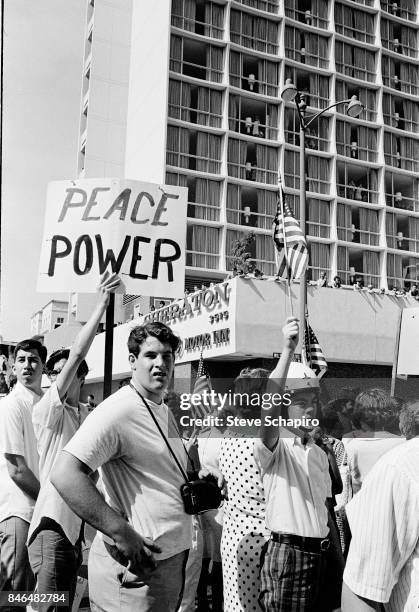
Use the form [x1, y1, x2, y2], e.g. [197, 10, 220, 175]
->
[129, 383, 193, 484]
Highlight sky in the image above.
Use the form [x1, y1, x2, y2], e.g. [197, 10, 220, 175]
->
[1, 0, 85, 342]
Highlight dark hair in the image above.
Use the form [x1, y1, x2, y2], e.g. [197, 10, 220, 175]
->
[320, 409, 343, 435]
[46, 349, 88, 379]
[14, 339, 47, 364]
[399, 401, 419, 439]
[127, 322, 180, 357]
[353, 388, 395, 430]
[88, 393, 94, 400]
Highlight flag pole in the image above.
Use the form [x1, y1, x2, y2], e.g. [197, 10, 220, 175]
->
[277, 175, 294, 317]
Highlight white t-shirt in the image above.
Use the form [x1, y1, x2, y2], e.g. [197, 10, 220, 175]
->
[344, 432, 404, 494]
[344, 438, 419, 611]
[64, 385, 192, 560]
[28, 383, 89, 545]
[0, 382, 42, 523]
[254, 431, 331, 538]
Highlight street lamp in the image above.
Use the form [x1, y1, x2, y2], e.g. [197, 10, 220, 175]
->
[280, 79, 364, 355]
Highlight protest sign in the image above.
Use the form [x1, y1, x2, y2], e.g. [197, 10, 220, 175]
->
[37, 178, 188, 298]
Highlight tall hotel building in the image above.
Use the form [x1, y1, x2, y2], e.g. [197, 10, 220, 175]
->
[78, 0, 419, 296]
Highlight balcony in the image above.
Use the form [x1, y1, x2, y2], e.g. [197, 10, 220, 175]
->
[335, 42, 377, 83]
[230, 51, 280, 97]
[170, 36, 224, 83]
[166, 127, 222, 174]
[384, 133, 419, 172]
[381, 20, 418, 58]
[380, 0, 417, 21]
[284, 68, 330, 110]
[228, 95, 279, 140]
[337, 163, 380, 205]
[284, 3, 328, 29]
[227, 138, 278, 185]
[186, 225, 220, 270]
[382, 93, 419, 133]
[381, 56, 419, 96]
[285, 108, 330, 152]
[230, 10, 279, 55]
[171, 0, 224, 39]
[336, 123, 379, 163]
[168, 79, 223, 128]
[285, 27, 330, 69]
[236, 0, 280, 14]
[284, 150, 330, 194]
[335, 4, 376, 45]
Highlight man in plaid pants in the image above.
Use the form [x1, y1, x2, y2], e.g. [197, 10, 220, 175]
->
[255, 318, 332, 611]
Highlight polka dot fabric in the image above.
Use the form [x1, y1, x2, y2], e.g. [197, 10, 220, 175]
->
[219, 436, 269, 611]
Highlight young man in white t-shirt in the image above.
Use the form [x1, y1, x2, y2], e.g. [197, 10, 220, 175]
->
[51, 321, 192, 612]
[27, 271, 120, 611]
[0, 338, 46, 606]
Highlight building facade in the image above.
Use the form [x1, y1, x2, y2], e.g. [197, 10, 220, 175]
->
[30, 300, 69, 336]
[78, 0, 419, 298]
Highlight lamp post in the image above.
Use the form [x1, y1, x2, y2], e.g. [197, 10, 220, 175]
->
[280, 79, 364, 356]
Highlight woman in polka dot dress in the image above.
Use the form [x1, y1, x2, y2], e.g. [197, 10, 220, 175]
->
[218, 369, 270, 612]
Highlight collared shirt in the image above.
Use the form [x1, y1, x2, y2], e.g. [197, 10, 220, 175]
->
[64, 385, 192, 561]
[254, 430, 331, 538]
[28, 383, 89, 545]
[0, 382, 42, 523]
[344, 438, 419, 612]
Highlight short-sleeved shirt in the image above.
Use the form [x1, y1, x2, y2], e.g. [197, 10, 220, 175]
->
[0, 382, 42, 523]
[344, 438, 419, 611]
[64, 385, 192, 561]
[254, 431, 332, 538]
[28, 383, 89, 545]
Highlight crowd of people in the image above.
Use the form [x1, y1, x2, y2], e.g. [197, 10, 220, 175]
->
[0, 275, 418, 612]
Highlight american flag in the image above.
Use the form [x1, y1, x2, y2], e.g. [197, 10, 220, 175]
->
[191, 353, 213, 420]
[272, 189, 309, 280]
[303, 323, 328, 376]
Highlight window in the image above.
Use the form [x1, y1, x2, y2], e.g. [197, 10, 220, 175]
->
[168, 79, 223, 128]
[229, 51, 280, 97]
[335, 4, 375, 44]
[228, 94, 279, 140]
[335, 42, 376, 82]
[169, 35, 224, 83]
[336, 122, 378, 163]
[171, 0, 224, 39]
[285, 26, 329, 69]
[230, 10, 279, 54]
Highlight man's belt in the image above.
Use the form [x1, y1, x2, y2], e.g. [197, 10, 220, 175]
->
[270, 532, 330, 553]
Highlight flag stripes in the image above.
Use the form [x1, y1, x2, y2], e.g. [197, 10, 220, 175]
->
[303, 323, 328, 376]
[272, 191, 309, 280]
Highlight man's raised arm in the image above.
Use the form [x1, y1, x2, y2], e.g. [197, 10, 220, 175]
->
[54, 271, 120, 401]
[260, 316, 299, 450]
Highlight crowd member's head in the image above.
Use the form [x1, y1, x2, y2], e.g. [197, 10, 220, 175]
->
[283, 362, 320, 430]
[13, 339, 47, 393]
[8, 374, 17, 392]
[233, 367, 269, 418]
[128, 322, 179, 403]
[46, 348, 88, 404]
[87, 394, 96, 409]
[320, 409, 344, 440]
[399, 401, 419, 439]
[352, 388, 395, 432]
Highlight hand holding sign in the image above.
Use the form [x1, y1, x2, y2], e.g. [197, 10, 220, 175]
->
[97, 271, 122, 308]
[37, 179, 188, 298]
